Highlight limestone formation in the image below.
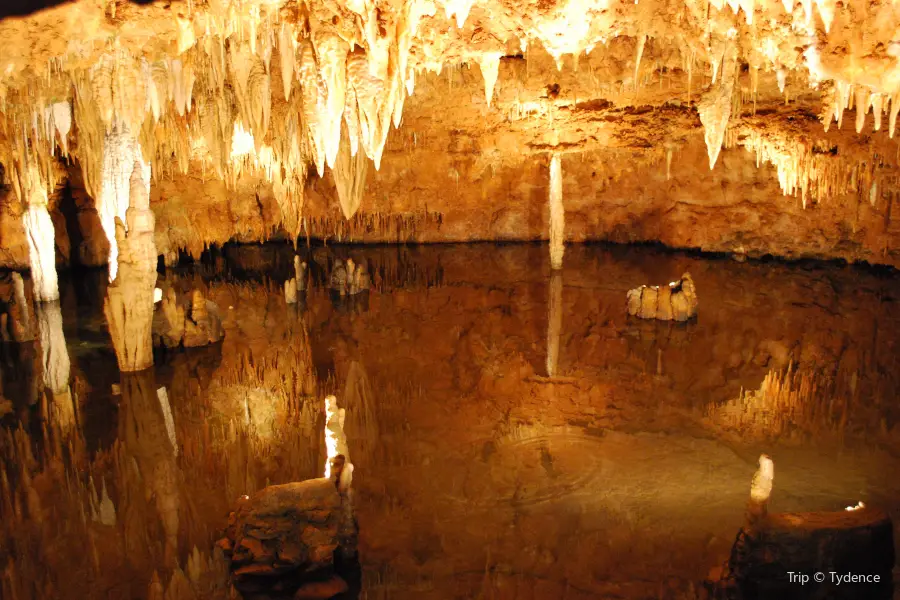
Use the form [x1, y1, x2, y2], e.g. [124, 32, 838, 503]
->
[218, 456, 356, 596]
[548, 154, 565, 271]
[104, 162, 157, 372]
[285, 256, 308, 304]
[626, 273, 698, 322]
[152, 288, 224, 349]
[18, 163, 59, 302]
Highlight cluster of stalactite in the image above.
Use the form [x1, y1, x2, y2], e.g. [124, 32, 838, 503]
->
[304, 210, 444, 242]
[2, 0, 900, 234]
[737, 128, 889, 207]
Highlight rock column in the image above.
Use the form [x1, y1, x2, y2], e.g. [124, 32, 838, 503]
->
[99, 126, 150, 281]
[104, 162, 157, 372]
[549, 153, 565, 270]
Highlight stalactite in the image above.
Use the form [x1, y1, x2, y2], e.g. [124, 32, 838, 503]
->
[332, 127, 369, 220]
[478, 53, 503, 107]
[20, 163, 59, 302]
[697, 47, 736, 170]
[549, 153, 564, 270]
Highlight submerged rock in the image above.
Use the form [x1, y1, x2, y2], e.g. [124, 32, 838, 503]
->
[218, 457, 357, 596]
[626, 272, 698, 322]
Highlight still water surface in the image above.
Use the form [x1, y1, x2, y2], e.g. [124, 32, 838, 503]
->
[2, 243, 900, 599]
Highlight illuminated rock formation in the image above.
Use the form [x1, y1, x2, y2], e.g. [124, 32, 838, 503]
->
[7, 273, 34, 342]
[548, 154, 565, 271]
[99, 127, 150, 282]
[4, 0, 900, 269]
[626, 273, 698, 322]
[19, 164, 59, 303]
[104, 162, 157, 372]
[218, 456, 356, 596]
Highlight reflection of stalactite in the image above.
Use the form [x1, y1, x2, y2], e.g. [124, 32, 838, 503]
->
[119, 369, 181, 569]
[306, 210, 443, 242]
[343, 361, 378, 463]
[36, 302, 77, 440]
[8, 273, 34, 342]
[546, 272, 563, 377]
[104, 162, 157, 372]
[36, 302, 70, 395]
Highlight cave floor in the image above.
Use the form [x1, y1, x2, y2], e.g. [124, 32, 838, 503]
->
[2, 243, 900, 599]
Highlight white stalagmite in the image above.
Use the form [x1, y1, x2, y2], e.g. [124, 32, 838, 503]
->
[546, 271, 563, 377]
[20, 163, 59, 302]
[324, 395, 350, 479]
[99, 126, 151, 281]
[549, 153, 565, 270]
[478, 53, 503, 107]
[750, 453, 774, 507]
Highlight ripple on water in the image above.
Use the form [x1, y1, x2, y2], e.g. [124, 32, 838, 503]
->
[448, 426, 610, 508]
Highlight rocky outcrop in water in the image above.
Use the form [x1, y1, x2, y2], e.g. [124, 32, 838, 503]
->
[218, 456, 357, 597]
[626, 272, 698, 322]
[152, 289, 223, 349]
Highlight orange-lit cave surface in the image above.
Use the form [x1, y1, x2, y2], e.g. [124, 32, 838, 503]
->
[2, 0, 900, 598]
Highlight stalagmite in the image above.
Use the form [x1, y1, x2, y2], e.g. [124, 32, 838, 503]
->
[478, 53, 503, 107]
[20, 163, 59, 302]
[548, 153, 565, 270]
[99, 126, 150, 282]
[104, 161, 158, 372]
[749, 453, 774, 517]
[546, 271, 563, 377]
[323, 395, 350, 481]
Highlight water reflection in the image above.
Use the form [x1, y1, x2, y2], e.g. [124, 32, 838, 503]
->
[1, 243, 899, 599]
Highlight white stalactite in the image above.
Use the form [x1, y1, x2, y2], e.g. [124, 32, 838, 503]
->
[20, 163, 59, 302]
[479, 53, 502, 107]
[99, 126, 151, 282]
[549, 153, 565, 270]
[23, 203, 59, 303]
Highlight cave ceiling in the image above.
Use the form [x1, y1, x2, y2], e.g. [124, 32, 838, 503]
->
[0, 0, 899, 225]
